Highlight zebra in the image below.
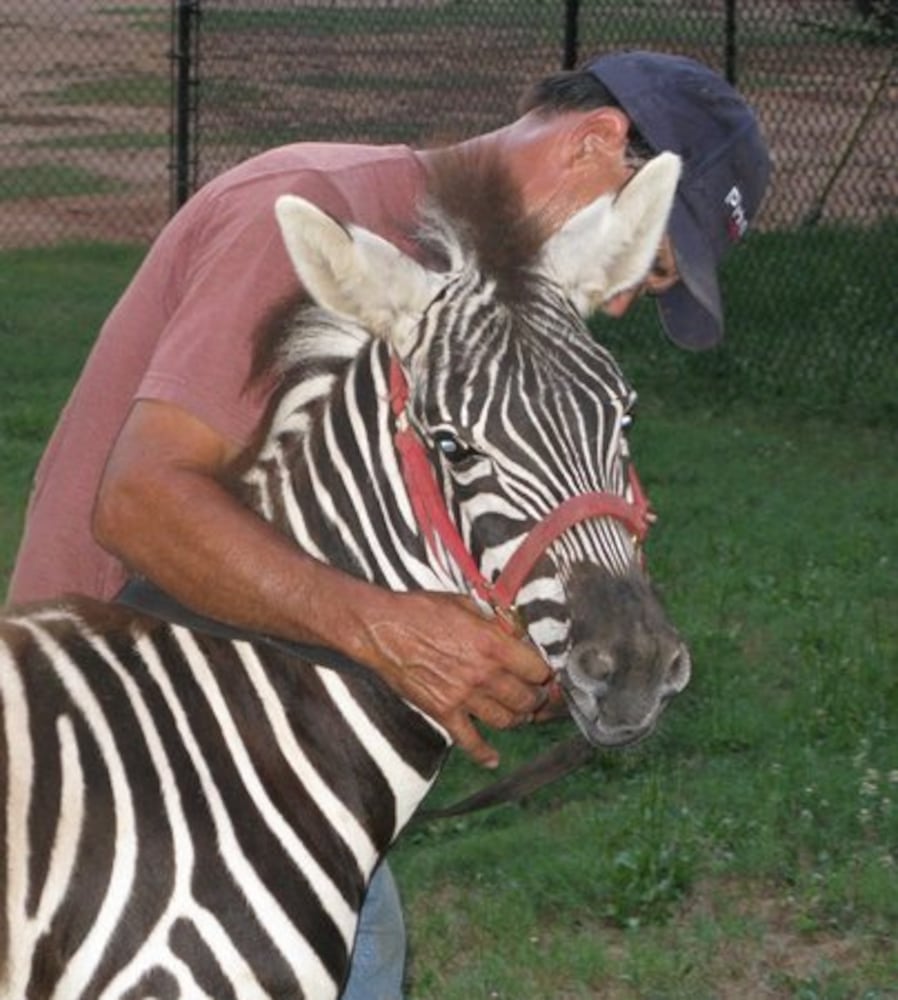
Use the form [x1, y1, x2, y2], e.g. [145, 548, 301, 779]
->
[0, 149, 691, 1000]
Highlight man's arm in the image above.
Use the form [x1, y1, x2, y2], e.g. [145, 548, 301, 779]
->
[93, 398, 553, 768]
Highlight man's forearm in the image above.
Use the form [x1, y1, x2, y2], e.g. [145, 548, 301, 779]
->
[94, 459, 389, 663]
[92, 398, 552, 766]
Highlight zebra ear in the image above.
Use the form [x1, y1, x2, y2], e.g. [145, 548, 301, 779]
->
[543, 152, 682, 316]
[274, 194, 440, 351]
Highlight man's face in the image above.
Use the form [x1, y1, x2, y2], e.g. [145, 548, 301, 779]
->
[517, 108, 682, 320]
[600, 232, 679, 317]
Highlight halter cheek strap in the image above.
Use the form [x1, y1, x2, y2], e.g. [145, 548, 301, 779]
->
[389, 355, 653, 631]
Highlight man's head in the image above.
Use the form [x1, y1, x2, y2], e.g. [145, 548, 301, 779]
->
[520, 51, 771, 349]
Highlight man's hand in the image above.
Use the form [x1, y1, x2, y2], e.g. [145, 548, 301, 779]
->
[359, 591, 554, 768]
[96, 401, 560, 769]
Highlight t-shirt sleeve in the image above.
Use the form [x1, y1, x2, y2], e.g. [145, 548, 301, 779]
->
[136, 174, 349, 446]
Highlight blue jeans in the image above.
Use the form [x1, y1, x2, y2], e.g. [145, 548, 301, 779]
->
[341, 862, 406, 1000]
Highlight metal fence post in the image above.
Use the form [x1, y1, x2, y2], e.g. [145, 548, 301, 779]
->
[724, 0, 737, 84]
[563, 0, 580, 69]
[170, 0, 200, 212]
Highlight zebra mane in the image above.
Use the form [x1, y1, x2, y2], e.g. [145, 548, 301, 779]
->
[415, 146, 549, 299]
[252, 147, 549, 393]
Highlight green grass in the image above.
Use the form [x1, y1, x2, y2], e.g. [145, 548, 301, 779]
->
[596, 220, 898, 424]
[0, 163, 126, 202]
[395, 399, 898, 997]
[197, 0, 860, 49]
[0, 242, 145, 581]
[282, 71, 467, 92]
[43, 74, 170, 108]
[1, 241, 896, 996]
[201, 3, 563, 36]
[26, 131, 170, 152]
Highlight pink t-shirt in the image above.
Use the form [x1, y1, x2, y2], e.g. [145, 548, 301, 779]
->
[7, 143, 426, 606]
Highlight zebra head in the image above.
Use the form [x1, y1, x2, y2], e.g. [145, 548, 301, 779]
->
[269, 151, 691, 749]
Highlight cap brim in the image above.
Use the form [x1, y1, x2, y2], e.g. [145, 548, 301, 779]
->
[656, 197, 724, 350]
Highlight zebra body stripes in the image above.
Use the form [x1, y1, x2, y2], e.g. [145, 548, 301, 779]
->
[1, 150, 690, 999]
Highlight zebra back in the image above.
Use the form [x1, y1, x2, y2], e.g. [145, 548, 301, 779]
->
[1, 602, 445, 999]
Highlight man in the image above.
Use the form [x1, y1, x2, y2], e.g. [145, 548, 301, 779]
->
[6, 51, 769, 998]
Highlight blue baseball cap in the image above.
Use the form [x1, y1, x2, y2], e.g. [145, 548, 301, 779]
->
[588, 51, 771, 349]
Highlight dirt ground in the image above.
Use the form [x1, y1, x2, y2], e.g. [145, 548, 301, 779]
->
[0, 2, 895, 247]
[405, 875, 894, 999]
[0, 0, 170, 246]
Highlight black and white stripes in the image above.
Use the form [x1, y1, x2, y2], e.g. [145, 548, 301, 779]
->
[1, 606, 445, 999]
[1, 150, 689, 998]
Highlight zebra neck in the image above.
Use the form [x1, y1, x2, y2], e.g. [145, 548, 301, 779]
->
[244, 340, 458, 595]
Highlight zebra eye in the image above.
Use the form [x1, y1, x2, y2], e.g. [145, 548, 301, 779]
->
[433, 429, 475, 464]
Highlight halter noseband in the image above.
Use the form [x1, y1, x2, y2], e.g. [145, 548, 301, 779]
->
[389, 354, 653, 631]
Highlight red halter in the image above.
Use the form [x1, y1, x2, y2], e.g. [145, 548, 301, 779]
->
[389, 355, 653, 631]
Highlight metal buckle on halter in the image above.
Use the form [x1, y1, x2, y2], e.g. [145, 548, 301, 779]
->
[492, 602, 526, 637]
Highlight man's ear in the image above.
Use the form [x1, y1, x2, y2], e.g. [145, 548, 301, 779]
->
[568, 107, 631, 165]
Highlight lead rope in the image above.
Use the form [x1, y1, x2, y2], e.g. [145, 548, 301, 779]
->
[417, 731, 596, 822]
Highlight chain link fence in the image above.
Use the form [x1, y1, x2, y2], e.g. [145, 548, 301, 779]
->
[191, 1, 897, 232]
[1, 1, 896, 413]
[0, 2, 173, 247]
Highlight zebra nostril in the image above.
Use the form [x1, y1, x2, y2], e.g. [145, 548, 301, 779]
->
[664, 643, 692, 694]
[568, 641, 615, 695]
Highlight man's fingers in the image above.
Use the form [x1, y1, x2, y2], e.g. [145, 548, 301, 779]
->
[470, 693, 525, 732]
[444, 593, 549, 683]
[448, 714, 500, 769]
[462, 666, 546, 718]
[532, 680, 568, 722]
[361, 591, 560, 767]
[491, 630, 552, 685]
